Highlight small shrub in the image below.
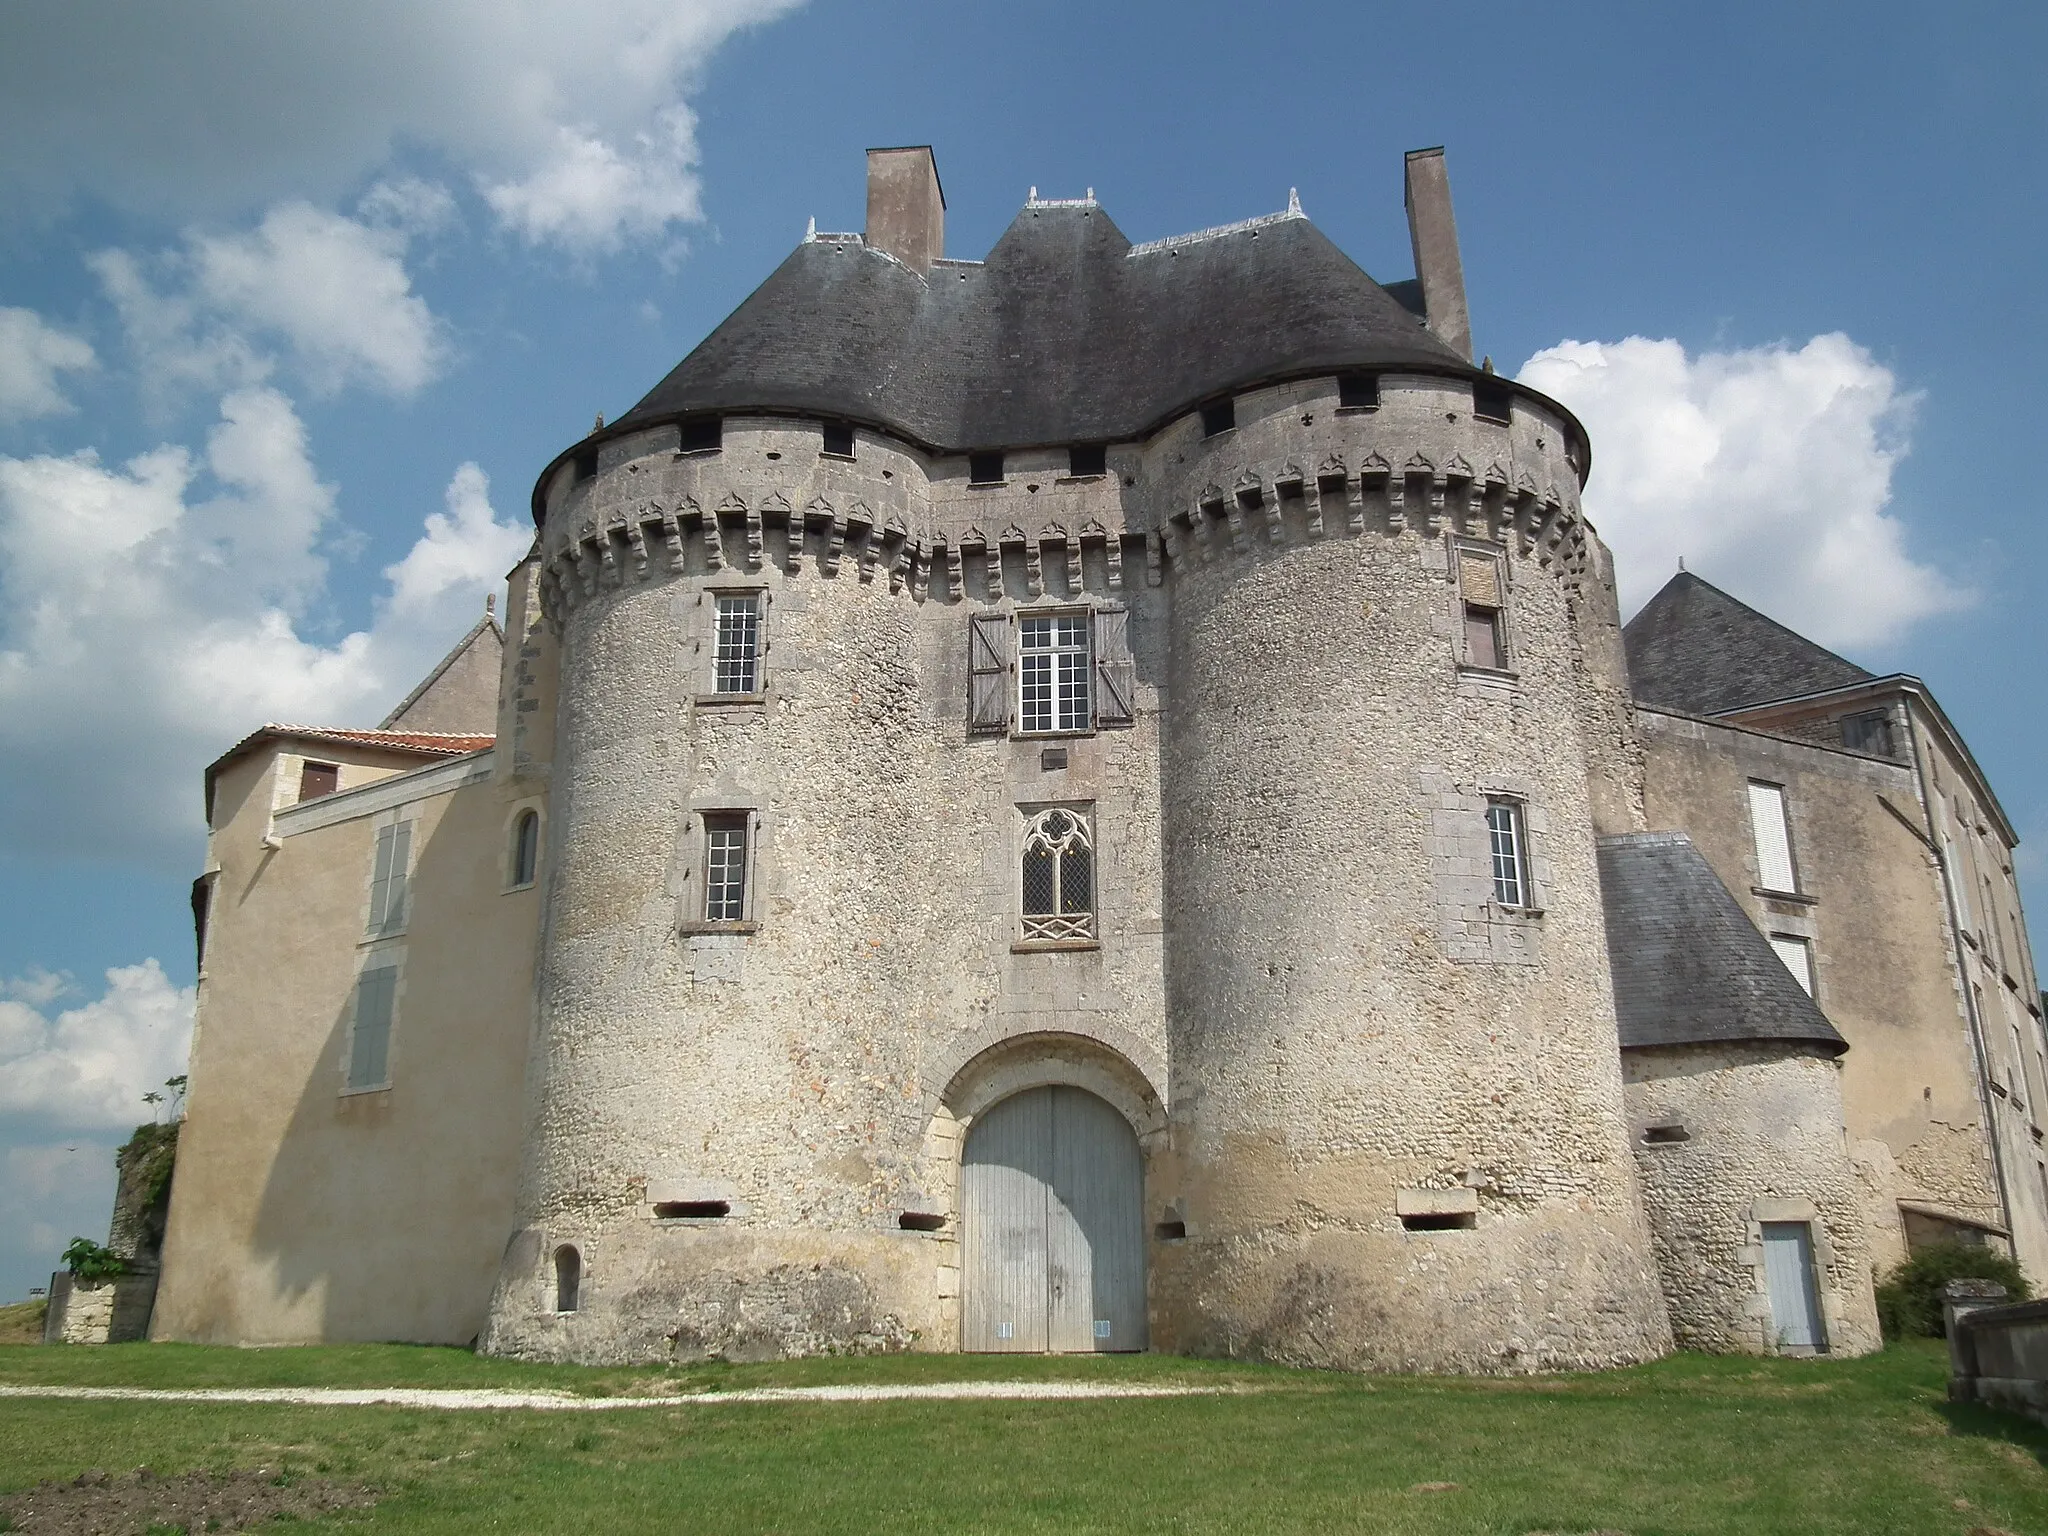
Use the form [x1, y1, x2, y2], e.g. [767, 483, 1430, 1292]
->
[1874, 1239, 2029, 1339]
[61, 1238, 128, 1284]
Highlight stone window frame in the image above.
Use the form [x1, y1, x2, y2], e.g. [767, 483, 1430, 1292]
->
[1484, 798, 1534, 909]
[1423, 773, 1550, 966]
[503, 800, 544, 893]
[1450, 537, 1516, 678]
[694, 585, 768, 707]
[341, 944, 405, 1096]
[968, 606, 1134, 739]
[361, 805, 418, 942]
[1012, 801, 1100, 952]
[678, 804, 762, 937]
[1016, 609, 1095, 736]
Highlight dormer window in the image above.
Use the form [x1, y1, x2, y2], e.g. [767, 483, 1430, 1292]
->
[1068, 444, 1107, 478]
[1473, 381, 1513, 425]
[821, 421, 855, 458]
[1338, 374, 1380, 411]
[677, 416, 722, 455]
[969, 451, 1005, 485]
[1200, 399, 1235, 436]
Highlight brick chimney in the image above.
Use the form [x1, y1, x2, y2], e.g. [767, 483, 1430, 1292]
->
[865, 146, 945, 274]
[1403, 147, 1471, 362]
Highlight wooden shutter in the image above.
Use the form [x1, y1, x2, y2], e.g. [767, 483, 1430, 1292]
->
[968, 612, 1012, 733]
[1093, 605, 1134, 728]
[368, 825, 396, 934]
[1747, 782, 1796, 893]
[349, 967, 398, 1088]
[1458, 551, 1501, 606]
[386, 821, 413, 933]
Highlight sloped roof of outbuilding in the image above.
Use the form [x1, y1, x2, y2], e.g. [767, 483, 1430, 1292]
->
[1597, 831, 1847, 1055]
[1623, 571, 1872, 716]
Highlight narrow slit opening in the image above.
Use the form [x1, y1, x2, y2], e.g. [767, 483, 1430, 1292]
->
[1643, 1124, 1691, 1145]
[1400, 1211, 1475, 1232]
[1154, 1220, 1187, 1241]
[898, 1212, 945, 1232]
[654, 1200, 730, 1220]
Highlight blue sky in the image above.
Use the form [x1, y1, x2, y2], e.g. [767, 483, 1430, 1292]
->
[1, 0, 2043, 1299]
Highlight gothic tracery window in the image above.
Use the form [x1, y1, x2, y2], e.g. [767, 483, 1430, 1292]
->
[1021, 808, 1095, 941]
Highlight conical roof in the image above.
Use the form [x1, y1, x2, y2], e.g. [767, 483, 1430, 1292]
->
[609, 201, 1484, 456]
[1623, 571, 1872, 716]
[1598, 832, 1847, 1055]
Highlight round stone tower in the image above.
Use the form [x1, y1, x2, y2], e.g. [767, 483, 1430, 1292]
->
[1145, 374, 1672, 1373]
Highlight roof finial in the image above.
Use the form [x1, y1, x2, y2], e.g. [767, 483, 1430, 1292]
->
[593, 412, 604, 433]
[1678, 556, 1687, 573]
[485, 591, 497, 618]
[1086, 187, 1095, 203]
[1287, 186, 1302, 217]
[1028, 185, 1038, 206]
[806, 215, 816, 241]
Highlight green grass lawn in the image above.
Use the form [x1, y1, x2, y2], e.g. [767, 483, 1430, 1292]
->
[1, 1340, 2043, 1534]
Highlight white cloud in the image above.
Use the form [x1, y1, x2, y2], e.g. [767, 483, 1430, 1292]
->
[0, 308, 96, 422]
[92, 204, 448, 408]
[1519, 333, 1966, 651]
[0, 960, 193, 1131]
[0, 0, 803, 253]
[0, 389, 530, 867]
[357, 177, 461, 239]
[1, 1138, 118, 1297]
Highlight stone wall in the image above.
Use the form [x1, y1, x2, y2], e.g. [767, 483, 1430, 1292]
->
[1624, 1042, 1880, 1355]
[486, 372, 1672, 1370]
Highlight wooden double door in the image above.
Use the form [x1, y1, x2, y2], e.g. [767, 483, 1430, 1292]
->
[960, 1085, 1147, 1352]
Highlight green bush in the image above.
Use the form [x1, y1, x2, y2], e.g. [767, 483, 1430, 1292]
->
[60, 1237, 127, 1284]
[1874, 1239, 2029, 1339]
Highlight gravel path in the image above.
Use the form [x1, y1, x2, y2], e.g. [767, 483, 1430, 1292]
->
[0, 1380, 1225, 1411]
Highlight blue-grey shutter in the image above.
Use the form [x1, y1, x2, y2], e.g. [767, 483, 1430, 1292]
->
[349, 967, 397, 1088]
[367, 825, 395, 934]
[1092, 606, 1134, 728]
[968, 612, 1012, 734]
[381, 821, 412, 934]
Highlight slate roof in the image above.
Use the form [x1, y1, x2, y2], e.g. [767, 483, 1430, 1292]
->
[1597, 831, 1847, 1055]
[1623, 571, 1872, 717]
[587, 200, 1548, 487]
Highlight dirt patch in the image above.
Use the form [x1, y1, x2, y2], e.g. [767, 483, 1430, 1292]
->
[0, 1466, 377, 1534]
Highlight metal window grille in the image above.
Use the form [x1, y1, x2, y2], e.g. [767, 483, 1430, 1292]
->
[704, 815, 748, 921]
[713, 595, 760, 694]
[1486, 802, 1527, 907]
[1021, 808, 1095, 941]
[1018, 615, 1092, 733]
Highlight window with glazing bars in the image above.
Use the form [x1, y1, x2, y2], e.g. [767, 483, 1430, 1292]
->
[1018, 614, 1091, 733]
[1486, 801, 1529, 907]
[703, 813, 748, 921]
[713, 594, 760, 694]
[1021, 808, 1094, 941]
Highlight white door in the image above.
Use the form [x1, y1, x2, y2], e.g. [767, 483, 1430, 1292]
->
[1761, 1221, 1829, 1352]
[961, 1085, 1146, 1353]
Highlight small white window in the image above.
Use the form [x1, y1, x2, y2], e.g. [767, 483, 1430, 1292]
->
[1018, 614, 1092, 734]
[511, 810, 540, 889]
[704, 812, 749, 922]
[1021, 808, 1095, 941]
[1769, 934, 1814, 995]
[367, 821, 414, 936]
[1748, 781, 1797, 893]
[1485, 801, 1530, 907]
[713, 594, 761, 695]
[347, 966, 398, 1090]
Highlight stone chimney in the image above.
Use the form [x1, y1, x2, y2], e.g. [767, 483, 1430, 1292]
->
[865, 146, 945, 274]
[1403, 147, 1471, 362]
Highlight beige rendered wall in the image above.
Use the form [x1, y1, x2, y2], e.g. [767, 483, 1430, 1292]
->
[1638, 709, 2003, 1278]
[153, 742, 541, 1345]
